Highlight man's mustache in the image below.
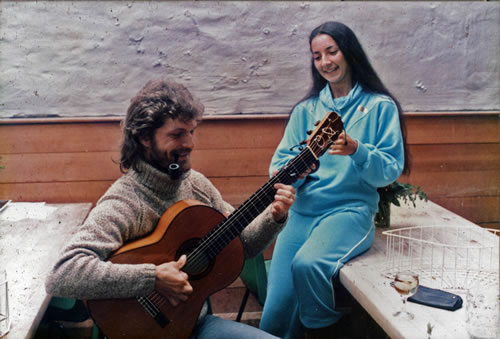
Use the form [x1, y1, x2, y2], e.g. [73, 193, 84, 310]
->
[171, 148, 192, 159]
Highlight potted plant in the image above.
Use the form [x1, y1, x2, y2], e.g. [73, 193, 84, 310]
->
[375, 181, 428, 228]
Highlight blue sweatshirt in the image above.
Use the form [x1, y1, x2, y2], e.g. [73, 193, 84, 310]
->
[270, 83, 405, 216]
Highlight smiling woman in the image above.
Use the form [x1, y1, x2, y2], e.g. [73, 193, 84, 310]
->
[260, 21, 410, 338]
[311, 34, 352, 98]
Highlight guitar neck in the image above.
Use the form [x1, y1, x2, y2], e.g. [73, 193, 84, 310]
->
[196, 146, 317, 259]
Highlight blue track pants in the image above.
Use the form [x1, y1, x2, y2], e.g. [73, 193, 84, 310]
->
[260, 206, 375, 339]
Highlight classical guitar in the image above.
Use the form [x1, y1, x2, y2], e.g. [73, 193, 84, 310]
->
[86, 111, 344, 338]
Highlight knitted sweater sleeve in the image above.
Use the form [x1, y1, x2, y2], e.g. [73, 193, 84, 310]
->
[45, 183, 157, 300]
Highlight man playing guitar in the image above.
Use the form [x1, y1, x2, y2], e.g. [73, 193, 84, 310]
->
[45, 78, 296, 338]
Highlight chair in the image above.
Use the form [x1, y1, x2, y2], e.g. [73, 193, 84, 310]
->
[37, 297, 103, 339]
[236, 253, 271, 322]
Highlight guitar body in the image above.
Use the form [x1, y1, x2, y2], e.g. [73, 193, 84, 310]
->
[86, 200, 245, 339]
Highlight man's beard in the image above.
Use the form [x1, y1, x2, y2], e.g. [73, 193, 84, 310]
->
[148, 142, 191, 175]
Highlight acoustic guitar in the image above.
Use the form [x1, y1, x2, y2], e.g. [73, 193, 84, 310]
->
[86, 111, 344, 338]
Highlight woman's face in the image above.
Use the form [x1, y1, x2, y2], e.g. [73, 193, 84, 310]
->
[311, 34, 352, 93]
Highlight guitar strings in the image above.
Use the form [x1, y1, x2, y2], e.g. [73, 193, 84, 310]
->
[184, 148, 315, 274]
[184, 120, 341, 273]
[184, 138, 326, 274]
[185, 123, 340, 274]
[184, 115, 342, 272]
[137, 295, 161, 318]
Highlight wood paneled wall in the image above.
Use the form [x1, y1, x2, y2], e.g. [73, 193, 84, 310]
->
[1, 113, 499, 229]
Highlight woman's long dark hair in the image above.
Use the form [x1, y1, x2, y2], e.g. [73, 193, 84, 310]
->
[119, 79, 204, 173]
[301, 21, 410, 174]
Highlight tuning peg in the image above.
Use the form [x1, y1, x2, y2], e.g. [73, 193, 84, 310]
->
[306, 130, 313, 135]
[314, 120, 320, 126]
[289, 140, 307, 151]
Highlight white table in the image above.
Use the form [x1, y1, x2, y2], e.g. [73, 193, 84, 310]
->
[0, 202, 92, 339]
[339, 200, 499, 339]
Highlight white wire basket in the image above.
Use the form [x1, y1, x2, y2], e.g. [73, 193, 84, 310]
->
[383, 225, 499, 291]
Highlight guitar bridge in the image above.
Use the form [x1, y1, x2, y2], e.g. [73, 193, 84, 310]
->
[137, 295, 170, 328]
[153, 311, 169, 328]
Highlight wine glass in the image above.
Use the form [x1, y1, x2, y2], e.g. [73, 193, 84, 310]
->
[390, 272, 419, 320]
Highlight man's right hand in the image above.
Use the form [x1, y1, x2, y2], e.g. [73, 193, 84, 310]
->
[155, 255, 193, 307]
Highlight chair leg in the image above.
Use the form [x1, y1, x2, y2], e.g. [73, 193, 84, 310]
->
[236, 288, 251, 322]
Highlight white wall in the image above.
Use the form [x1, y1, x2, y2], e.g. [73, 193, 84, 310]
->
[0, 1, 499, 118]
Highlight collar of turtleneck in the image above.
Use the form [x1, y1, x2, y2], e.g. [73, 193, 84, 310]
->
[320, 82, 362, 112]
[128, 160, 190, 199]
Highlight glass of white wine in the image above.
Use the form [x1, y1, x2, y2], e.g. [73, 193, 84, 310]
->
[390, 272, 419, 320]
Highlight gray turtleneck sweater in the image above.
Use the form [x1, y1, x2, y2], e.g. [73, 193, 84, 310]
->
[45, 160, 286, 300]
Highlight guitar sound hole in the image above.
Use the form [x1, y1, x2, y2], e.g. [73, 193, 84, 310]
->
[176, 238, 214, 279]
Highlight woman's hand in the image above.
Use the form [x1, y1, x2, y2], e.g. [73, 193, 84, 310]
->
[270, 170, 296, 222]
[328, 131, 358, 156]
[297, 162, 317, 180]
[155, 255, 193, 307]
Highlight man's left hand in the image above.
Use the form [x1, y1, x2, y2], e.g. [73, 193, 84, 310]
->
[270, 170, 296, 222]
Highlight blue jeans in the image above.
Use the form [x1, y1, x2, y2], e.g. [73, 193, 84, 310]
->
[192, 315, 278, 339]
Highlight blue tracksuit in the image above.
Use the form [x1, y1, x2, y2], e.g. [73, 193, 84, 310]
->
[260, 83, 405, 338]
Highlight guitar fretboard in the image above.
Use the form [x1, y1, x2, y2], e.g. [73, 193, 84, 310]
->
[184, 111, 342, 274]
[186, 145, 317, 268]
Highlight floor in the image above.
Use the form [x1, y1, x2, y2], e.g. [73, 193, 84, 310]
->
[210, 278, 389, 339]
[34, 278, 388, 339]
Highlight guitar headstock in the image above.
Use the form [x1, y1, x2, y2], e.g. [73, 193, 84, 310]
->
[306, 111, 344, 158]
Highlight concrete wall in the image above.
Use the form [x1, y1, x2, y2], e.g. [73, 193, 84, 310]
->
[0, 1, 499, 118]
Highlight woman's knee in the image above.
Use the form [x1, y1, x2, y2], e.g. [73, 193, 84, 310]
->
[291, 252, 324, 280]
